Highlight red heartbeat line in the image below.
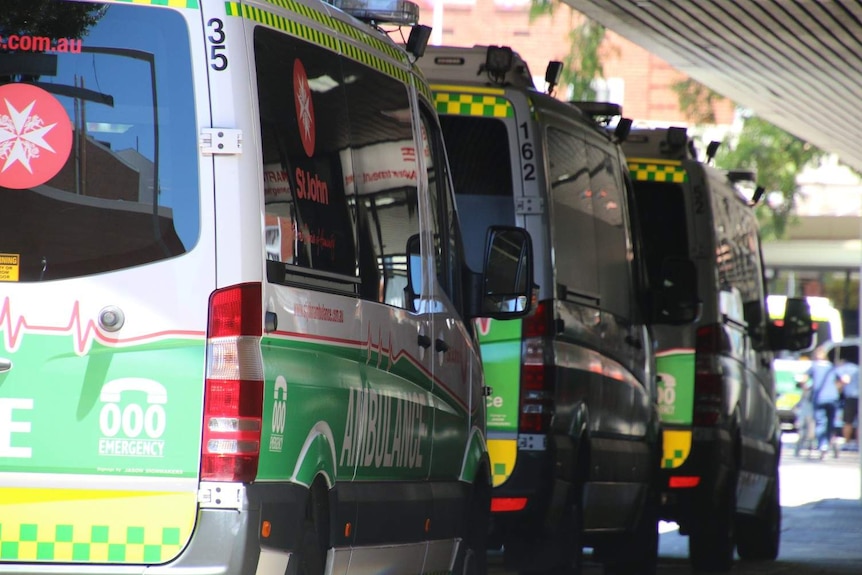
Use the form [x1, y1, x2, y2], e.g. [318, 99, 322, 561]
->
[0, 297, 203, 355]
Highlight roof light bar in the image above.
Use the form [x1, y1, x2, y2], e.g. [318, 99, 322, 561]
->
[331, 0, 420, 26]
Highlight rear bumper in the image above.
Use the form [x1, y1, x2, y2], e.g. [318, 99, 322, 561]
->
[0, 483, 306, 575]
[489, 447, 557, 543]
[658, 427, 733, 530]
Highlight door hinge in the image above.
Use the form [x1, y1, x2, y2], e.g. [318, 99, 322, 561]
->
[200, 128, 243, 155]
[515, 196, 544, 214]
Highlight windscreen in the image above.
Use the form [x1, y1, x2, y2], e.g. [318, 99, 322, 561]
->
[439, 115, 513, 270]
[631, 180, 689, 289]
[0, 2, 199, 282]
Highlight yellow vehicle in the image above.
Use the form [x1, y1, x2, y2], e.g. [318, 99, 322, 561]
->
[769, 295, 844, 430]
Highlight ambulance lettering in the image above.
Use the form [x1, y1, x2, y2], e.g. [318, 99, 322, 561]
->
[270, 375, 287, 452]
[340, 388, 428, 469]
[295, 168, 329, 205]
[0, 398, 33, 458]
[98, 378, 167, 458]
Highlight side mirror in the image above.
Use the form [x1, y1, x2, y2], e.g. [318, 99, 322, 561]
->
[652, 257, 700, 324]
[480, 226, 533, 318]
[768, 296, 814, 352]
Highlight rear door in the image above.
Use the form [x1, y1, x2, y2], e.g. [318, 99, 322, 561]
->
[0, 1, 211, 565]
[433, 88, 523, 487]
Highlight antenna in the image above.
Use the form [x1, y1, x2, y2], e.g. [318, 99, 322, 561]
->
[706, 140, 720, 164]
[545, 61, 563, 96]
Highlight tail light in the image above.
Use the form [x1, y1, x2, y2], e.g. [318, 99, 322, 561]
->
[201, 283, 264, 482]
[693, 323, 730, 426]
[519, 300, 554, 434]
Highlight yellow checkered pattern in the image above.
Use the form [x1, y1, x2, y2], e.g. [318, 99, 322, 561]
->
[0, 487, 195, 564]
[111, 0, 199, 8]
[0, 523, 181, 562]
[488, 439, 517, 487]
[433, 92, 513, 118]
[662, 429, 693, 469]
[225, 1, 432, 101]
[628, 161, 688, 183]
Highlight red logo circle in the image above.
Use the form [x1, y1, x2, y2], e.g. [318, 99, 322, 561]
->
[0, 83, 73, 190]
[293, 59, 316, 158]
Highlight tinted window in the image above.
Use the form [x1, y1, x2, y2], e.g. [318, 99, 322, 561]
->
[547, 127, 597, 297]
[255, 28, 426, 308]
[342, 47, 420, 310]
[589, 146, 630, 316]
[440, 115, 513, 271]
[423, 112, 464, 310]
[0, 4, 199, 282]
[631, 180, 689, 293]
[255, 28, 357, 283]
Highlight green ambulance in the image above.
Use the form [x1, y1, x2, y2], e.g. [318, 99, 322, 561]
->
[0, 1, 533, 574]
[418, 45, 699, 575]
[623, 126, 813, 572]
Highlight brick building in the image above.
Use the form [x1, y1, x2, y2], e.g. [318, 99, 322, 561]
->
[416, 0, 735, 126]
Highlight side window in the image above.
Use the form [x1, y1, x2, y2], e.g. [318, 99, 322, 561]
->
[439, 115, 514, 272]
[421, 109, 464, 311]
[341, 56, 421, 311]
[547, 127, 598, 297]
[589, 145, 631, 317]
[255, 28, 358, 288]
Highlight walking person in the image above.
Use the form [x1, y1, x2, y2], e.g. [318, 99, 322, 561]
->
[804, 346, 841, 460]
[836, 357, 859, 451]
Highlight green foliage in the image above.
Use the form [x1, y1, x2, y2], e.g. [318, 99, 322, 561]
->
[670, 78, 722, 125]
[560, 21, 606, 101]
[529, 1, 606, 101]
[674, 78, 827, 240]
[0, 0, 105, 38]
[715, 115, 826, 239]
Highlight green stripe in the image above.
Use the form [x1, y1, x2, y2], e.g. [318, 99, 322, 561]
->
[224, 1, 427, 92]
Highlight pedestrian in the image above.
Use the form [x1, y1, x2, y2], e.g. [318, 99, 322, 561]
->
[836, 357, 859, 451]
[803, 346, 841, 459]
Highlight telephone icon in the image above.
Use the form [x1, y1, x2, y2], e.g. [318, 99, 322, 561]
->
[99, 378, 167, 404]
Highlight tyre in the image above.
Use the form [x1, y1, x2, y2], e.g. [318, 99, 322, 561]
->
[295, 486, 327, 575]
[736, 477, 781, 561]
[689, 466, 736, 572]
[601, 484, 659, 575]
[513, 484, 583, 575]
[457, 477, 490, 575]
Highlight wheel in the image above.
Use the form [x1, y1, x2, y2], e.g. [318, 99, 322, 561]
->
[736, 477, 781, 561]
[512, 484, 583, 575]
[295, 487, 327, 575]
[457, 478, 490, 575]
[689, 466, 736, 572]
[600, 484, 659, 575]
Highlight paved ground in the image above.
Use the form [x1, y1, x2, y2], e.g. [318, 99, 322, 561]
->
[491, 432, 862, 574]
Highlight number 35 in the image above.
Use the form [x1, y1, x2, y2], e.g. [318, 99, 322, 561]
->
[207, 18, 228, 71]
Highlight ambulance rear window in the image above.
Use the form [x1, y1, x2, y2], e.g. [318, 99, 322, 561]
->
[439, 115, 514, 270]
[0, 3, 198, 282]
[631, 180, 689, 290]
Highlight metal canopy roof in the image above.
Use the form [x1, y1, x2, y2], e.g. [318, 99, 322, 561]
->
[562, 0, 862, 173]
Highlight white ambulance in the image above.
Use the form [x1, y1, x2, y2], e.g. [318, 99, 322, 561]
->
[0, 2, 532, 575]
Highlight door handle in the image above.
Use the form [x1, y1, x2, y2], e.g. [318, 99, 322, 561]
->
[0, 358, 11, 373]
[418, 334, 432, 349]
[435, 338, 449, 353]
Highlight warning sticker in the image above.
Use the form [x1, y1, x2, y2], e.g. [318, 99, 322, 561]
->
[0, 83, 73, 190]
[0, 253, 20, 281]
